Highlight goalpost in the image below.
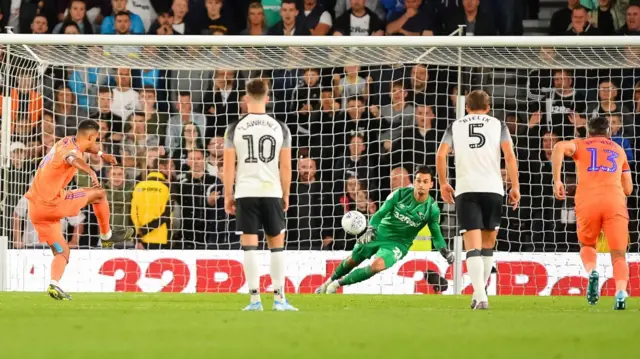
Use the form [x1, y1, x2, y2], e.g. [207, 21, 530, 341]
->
[0, 34, 639, 295]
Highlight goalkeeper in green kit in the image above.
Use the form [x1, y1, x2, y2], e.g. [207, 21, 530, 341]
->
[316, 166, 454, 294]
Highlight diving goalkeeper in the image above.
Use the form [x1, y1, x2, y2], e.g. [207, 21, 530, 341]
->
[316, 166, 454, 294]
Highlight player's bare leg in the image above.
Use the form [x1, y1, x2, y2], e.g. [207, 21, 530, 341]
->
[267, 233, 297, 311]
[470, 230, 497, 309]
[326, 257, 387, 294]
[48, 240, 72, 300]
[579, 244, 599, 305]
[83, 188, 133, 246]
[464, 229, 488, 309]
[610, 249, 629, 310]
[316, 256, 364, 293]
[240, 234, 263, 311]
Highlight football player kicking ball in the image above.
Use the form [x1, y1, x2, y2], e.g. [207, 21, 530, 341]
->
[25, 120, 133, 300]
[316, 166, 455, 294]
[552, 116, 633, 310]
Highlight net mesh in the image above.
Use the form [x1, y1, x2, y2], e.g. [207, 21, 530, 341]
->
[2, 41, 639, 294]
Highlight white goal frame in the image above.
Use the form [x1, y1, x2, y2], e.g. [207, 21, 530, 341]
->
[1, 34, 639, 294]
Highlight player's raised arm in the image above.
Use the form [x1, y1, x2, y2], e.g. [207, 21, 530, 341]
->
[436, 127, 455, 204]
[279, 125, 292, 212]
[66, 153, 100, 188]
[86, 143, 117, 165]
[500, 125, 520, 209]
[551, 140, 577, 200]
[223, 129, 237, 215]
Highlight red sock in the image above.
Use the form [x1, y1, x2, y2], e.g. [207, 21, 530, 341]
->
[612, 256, 629, 292]
[93, 198, 111, 237]
[51, 255, 67, 281]
[580, 246, 597, 273]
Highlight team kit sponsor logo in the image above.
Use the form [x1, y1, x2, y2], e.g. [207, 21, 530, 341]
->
[7, 251, 639, 296]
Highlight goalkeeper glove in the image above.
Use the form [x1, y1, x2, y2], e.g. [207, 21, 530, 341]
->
[439, 247, 455, 265]
[357, 226, 376, 244]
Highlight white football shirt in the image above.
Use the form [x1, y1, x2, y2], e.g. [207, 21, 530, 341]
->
[440, 114, 511, 196]
[225, 114, 291, 198]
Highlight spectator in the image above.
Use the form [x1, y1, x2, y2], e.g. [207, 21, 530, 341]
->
[110, 67, 139, 120]
[333, 96, 376, 150]
[206, 136, 224, 177]
[263, 0, 283, 27]
[288, 157, 332, 249]
[52, 0, 94, 34]
[171, 0, 193, 34]
[69, 66, 111, 113]
[52, 86, 89, 136]
[59, 20, 81, 34]
[131, 170, 172, 249]
[590, 80, 633, 134]
[333, 65, 370, 103]
[445, 0, 497, 35]
[300, 0, 333, 36]
[203, 69, 240, 137]
[528, 69, 587, 139]
[393, 103, 438, 169]
[196, 0, 234, 35]
[175, 150, 221, 248]
[334, 0, 384, 35]
[148, 8, 175, 35]
[390, 166, 411, 191]
[0, 72, 43, 125]
[374, 80, 415, 141]
[240, 2, 269, 34]
[609, 114, 634, 161]
[30, 14, 49, 34]
[386, 0, 435, 36]
[333, 134, 372, 181]
[335, 0, 386, 20]
[617, 3, 640, 34]
[102, 165, 134, 248]
[91, 86, 124, 136]
[101, 0, 145, 34]
[166, 92, 206, 154]
[549, 0, 581, 34]
[268, 0, 311, 35]
[409, 64, 448, 123]
[172, 122, 205, 174]
[138, 86, 168, 144]
[13, 195, 84, 249]
[563, 6, 599, 34]
[590, 0, 628, 35]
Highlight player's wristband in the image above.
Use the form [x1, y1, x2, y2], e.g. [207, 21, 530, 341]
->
[97, 151, 104, 158]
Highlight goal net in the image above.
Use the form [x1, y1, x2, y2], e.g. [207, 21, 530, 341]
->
[1, 35, 639, 295]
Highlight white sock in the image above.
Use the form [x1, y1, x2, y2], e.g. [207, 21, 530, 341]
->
[243, 247, 261, 303]
[270, 248, 286, 302]
[50, 280, 59, 286]
[466, 250, 487, 302]
[481, 248, 494, 288]
[100, 230, 112, 240]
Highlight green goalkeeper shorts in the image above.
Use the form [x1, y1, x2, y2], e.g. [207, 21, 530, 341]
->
[351, 240, 409, 269]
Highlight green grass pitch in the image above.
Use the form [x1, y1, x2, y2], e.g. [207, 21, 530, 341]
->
[0, 293, 638, 359]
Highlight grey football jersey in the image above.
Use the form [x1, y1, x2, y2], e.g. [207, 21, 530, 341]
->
[225, 114, 291, 198]
[440, 114, 511, 196]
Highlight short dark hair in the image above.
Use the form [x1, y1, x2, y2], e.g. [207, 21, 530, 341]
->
[77, 119, 100, 134]
[346, 96, 365, 104]
[60, 20, 80, 33]
[178, 91, 191, 98]
[127, 112, 146, 121]
[115, 10, 131, 19]
[282, 0, 297, 8]
[572, 5, 588, 13]
[98, 86, 112, 94]
[245, 79, 268, 99]
[466, 90, 490, 111]
[414, 165, 434, 179]
[392, 80, 405, 89]
[587, 116, 610, 136]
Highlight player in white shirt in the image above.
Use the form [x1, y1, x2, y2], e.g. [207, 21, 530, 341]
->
[436, 90, 520, 309]
[223, 79, 296, 312]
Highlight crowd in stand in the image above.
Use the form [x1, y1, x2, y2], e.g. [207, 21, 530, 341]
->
[0, 0, 639, 252]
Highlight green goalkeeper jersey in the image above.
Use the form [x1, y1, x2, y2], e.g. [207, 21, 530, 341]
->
[369, 187, 445, 248]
